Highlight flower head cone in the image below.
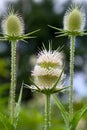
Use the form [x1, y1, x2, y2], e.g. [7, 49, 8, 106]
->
[2, 11, 24, 37]
[28, 47, 66, 94]
[0, 9, 40, 42]
[64, 6, 86, 32]
[48, 5, 86, 37]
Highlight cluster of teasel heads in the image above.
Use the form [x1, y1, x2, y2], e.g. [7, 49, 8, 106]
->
[25, 4, 87, 130]
[0, 4, 87, 130]
[28, 5, 87, 94]
[0, 9, 65, 99]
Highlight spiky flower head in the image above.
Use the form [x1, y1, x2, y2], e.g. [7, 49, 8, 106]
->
[64, 6, 86, 32]
[2, 11, 24, 37]
[30, 47, 65, 94]
[0, 9, 40, 42]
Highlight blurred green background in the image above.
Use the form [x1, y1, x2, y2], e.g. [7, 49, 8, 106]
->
[0, 0, 87, 129]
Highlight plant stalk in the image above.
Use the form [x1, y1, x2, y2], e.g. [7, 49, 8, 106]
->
[69, 35, 75, 119]
[44, 94, 51, 130]
[10, 40, 17, 124]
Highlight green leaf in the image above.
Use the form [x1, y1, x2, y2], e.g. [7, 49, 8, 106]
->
[14, 82, 23, 129]
[53, 94, 69, 128]
[0, 112, 14, 130]
[70, 105, 87, 130]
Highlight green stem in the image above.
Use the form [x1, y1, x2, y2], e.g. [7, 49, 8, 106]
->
[10, 41, 17, 124]
[44, 94, 51, 130]
[69, 35, 75, 119]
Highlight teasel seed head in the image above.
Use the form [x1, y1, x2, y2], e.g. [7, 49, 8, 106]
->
[2, 11, 24, 36]
[64, 6, 86, 32]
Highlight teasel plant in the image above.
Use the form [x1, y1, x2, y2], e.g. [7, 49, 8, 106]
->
[24, 44, 68, 130]
[48, 4, 87, 130]
[0, 9, 40, 130]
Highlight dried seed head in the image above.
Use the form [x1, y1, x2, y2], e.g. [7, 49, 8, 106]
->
[2, 12, 24, 36]
[32, 49, 65, 90]
[64, 6, 86, 31]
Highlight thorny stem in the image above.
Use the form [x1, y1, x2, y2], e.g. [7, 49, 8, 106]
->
[10, 40, 17, 124]
[44, 94, 51, 130]
[69, 35, 75, 119]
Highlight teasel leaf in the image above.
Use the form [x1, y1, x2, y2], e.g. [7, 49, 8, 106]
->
[53, 94, 69, 128]
[14, 82, 23, 129]
[70, 104, 87, 130]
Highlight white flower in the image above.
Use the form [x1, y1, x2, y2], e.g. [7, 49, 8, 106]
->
[31, 48, 65, 93]
[37, 49, 63, 67]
